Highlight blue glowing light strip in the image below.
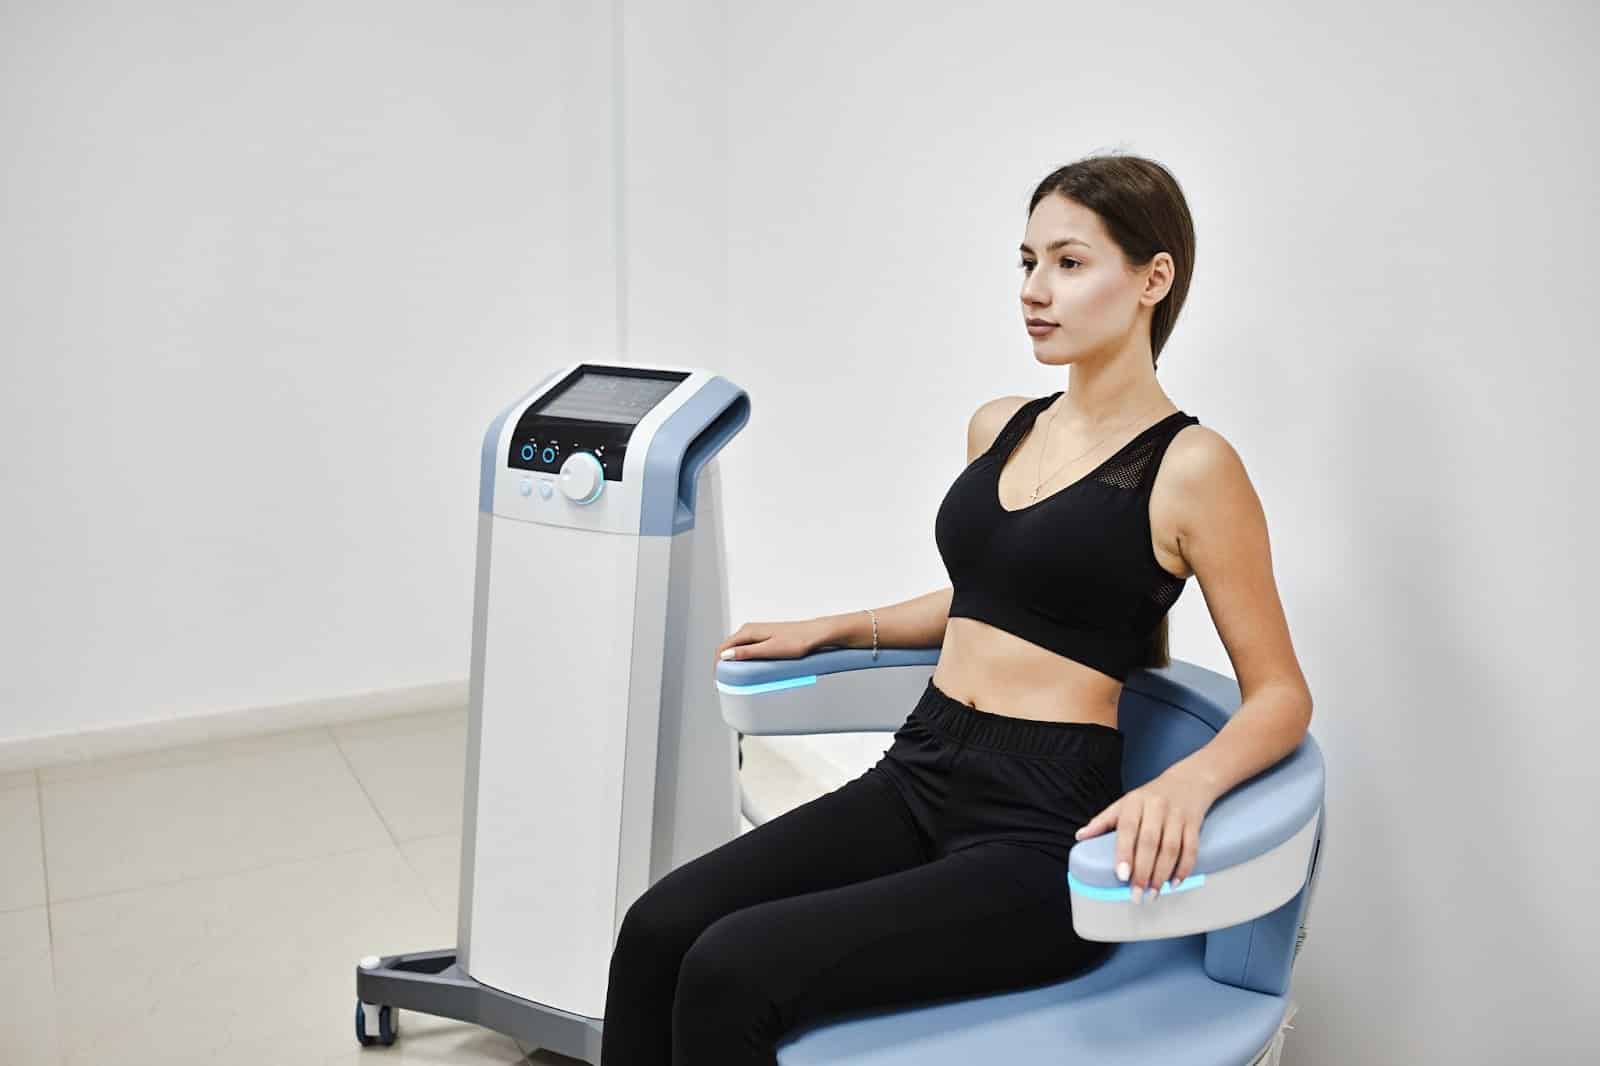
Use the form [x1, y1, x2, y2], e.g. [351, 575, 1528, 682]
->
[714, 676, 819, 696]
[1066, 871, 1206, 901]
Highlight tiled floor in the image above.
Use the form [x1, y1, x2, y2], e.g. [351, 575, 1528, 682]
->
[0, 709, 841, 1065]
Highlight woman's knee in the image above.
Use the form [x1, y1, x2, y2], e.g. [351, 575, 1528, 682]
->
[674, 909, 775, 1010]
[616, 876, 703, 961]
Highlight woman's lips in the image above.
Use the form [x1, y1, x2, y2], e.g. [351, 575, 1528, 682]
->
[1026, 322, 1058, 336]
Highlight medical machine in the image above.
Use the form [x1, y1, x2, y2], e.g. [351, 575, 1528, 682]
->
[354, 361, 750, 1061]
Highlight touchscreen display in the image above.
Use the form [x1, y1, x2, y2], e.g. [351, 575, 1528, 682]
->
[537, 371, 681, 425]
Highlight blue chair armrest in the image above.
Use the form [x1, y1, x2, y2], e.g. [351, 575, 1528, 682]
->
[1067, 733, 1324, 942]
[716, 647, 941, 734]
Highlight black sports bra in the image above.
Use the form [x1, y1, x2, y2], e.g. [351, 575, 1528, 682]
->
[934, 392, 1200, 682]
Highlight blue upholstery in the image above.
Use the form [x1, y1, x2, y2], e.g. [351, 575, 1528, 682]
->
[716, 650, 1325, 1066]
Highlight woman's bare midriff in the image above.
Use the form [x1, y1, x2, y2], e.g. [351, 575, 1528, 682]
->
[929, 617, 1123, 728]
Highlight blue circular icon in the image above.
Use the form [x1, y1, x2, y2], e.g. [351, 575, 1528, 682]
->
[542, 446, 556, 463]
[520, 444, 535, 461]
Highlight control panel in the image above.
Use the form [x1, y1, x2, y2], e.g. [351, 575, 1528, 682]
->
[506, 365, 689, 499]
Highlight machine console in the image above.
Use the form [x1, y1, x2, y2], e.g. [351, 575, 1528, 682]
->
[507, 365, 689, 483]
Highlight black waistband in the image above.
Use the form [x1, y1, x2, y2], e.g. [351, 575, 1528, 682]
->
[915, 678, 1124, 761]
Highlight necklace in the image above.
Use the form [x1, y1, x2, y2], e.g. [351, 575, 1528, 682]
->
[1030, 398, 1172, 501]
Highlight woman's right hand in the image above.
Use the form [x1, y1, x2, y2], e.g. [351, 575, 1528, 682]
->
[713, 618, 830, 667]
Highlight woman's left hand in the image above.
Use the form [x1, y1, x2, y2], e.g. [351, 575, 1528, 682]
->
[1073, 767, 1220, 902]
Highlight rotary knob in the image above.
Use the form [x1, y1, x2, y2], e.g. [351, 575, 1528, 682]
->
[557, 452, 605, 504]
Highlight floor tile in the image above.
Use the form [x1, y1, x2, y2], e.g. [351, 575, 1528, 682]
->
[49, 845, 530, 1065]
[41, 737, 389, 902]
[334, 717, 468, 842]
[0, 783, 47, 912]
[2, 769, 37, 792]
[0, 906, 61, 1065]
[398, 833, 462, 919]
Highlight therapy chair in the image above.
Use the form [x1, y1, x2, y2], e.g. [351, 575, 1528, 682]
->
[716, 649, 1325, 1066]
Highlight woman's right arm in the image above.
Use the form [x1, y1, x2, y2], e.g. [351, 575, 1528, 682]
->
[715, 587, 952, 664]
[811, 587, 953, 651]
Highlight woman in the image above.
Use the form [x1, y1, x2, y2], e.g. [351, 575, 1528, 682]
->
[600, 153, 1315, 1065]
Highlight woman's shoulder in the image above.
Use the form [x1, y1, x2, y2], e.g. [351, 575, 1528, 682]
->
[966, 395, 1035, 462]
[1158, 420, 1249, 501]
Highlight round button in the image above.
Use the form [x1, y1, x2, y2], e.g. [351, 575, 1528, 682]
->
[519, 478, 533, 497]
[520, 444, 536, 461]
[557, 452, 605, 504]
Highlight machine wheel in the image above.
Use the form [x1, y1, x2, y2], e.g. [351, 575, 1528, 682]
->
[355, 1000, 399, 1047]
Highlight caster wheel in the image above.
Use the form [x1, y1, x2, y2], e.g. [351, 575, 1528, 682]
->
[355, 1000, 399, 1047]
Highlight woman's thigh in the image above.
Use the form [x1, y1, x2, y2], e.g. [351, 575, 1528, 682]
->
[671, 839, 1110, 1056]
[602, 764, 933, 1065]
[615, 766, 930, 970]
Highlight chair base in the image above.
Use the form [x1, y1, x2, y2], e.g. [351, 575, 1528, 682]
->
[352, 939, 1298, 1066]
[773, 934, 1293, 1066]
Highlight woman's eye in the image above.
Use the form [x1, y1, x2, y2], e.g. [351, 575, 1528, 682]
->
[1016, 258, 1078, 271]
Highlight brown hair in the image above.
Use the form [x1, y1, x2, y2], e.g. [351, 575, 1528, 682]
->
[1027, 152, 1196, 370]
[1027, 152, 1197, 671]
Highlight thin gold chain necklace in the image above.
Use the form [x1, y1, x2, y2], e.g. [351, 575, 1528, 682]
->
[1030, 399, 1171, 501]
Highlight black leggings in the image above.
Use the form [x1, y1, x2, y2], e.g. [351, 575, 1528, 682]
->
[600, 677, 1126, 1065]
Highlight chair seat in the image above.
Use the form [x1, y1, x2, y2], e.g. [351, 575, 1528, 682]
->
[776, 933, 1289, 1066]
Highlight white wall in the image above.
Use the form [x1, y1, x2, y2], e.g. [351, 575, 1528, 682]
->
[0, 0, 619, 744]
[2, 0, 1592, 1062]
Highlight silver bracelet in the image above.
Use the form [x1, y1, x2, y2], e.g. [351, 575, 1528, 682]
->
[865, 608, 879, 659]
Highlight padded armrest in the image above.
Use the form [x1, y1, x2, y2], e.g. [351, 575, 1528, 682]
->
[1067, 735, 1324, 942]
[716, 647, 940, 734]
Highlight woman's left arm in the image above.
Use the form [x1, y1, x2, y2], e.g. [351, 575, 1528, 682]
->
[1074, 427, 1314, 902]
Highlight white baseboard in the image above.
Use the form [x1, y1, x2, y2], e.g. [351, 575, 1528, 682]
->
[0, 681, 469, 775]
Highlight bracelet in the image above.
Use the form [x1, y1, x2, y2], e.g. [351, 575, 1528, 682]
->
[865, 608, 879, 660]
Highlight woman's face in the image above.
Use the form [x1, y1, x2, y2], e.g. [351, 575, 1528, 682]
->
[1018, 195, 1168, 365]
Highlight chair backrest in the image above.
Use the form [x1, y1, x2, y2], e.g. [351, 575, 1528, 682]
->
[1120, 659, 1325, 997]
